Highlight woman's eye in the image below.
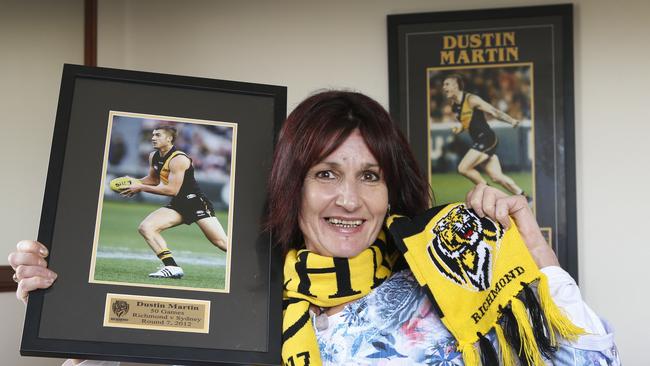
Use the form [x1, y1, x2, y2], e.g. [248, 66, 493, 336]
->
[315, 170, 335, 179]
[362, 171, 381, 182]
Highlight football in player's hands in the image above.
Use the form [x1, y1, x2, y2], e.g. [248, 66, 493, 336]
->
[109, 176, 141, 193]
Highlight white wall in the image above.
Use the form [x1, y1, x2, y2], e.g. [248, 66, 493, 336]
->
[0, 0, 83, 366]
[3, 0, 648, 364]
[574, 1, 649, 363]
[0, 1, 84, 365]
[0, 0, 83, 259]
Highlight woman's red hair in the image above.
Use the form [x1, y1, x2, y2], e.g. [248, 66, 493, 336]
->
[266, 90, 431, 253]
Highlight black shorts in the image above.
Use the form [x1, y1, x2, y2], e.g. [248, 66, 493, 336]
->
[470, 131, 498, 156]
[166, 192, 216, 225]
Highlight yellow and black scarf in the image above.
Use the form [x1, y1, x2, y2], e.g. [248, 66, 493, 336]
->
[282, 231, 399, 365]
[282, 203, 584, 366]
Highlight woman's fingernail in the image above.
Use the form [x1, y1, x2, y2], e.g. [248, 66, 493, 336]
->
[40, 248, 49, 256]
[49, 272, 58, 280]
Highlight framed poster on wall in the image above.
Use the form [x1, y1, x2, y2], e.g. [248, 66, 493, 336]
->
[21, 64, 286, 365]
[388, 5, 577, 279]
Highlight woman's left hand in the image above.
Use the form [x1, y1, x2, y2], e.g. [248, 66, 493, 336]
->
[465, 183, 559, 268]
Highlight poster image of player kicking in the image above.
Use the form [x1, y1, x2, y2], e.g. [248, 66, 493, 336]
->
[441, 73, 530, 200]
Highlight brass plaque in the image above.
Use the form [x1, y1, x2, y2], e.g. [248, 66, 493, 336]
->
[104, 293, 210, 333]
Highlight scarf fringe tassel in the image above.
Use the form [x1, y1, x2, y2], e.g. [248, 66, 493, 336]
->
[478, 332, 499, 366]
[510, 296, 547, 366]
[537, 273, 585, 344]
[521, 282, 556, 358]
[461, 276, 585, 366]
[460, 342, 480, 366]
[494, 323, 517, 366]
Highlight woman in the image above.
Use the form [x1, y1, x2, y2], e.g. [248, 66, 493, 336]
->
[10, 91, 618, 365]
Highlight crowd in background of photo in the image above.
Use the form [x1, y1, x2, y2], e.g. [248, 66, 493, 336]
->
[107, 116, 233, 209]
[427, 66, 533, 175]
[428, 66, 532, 123]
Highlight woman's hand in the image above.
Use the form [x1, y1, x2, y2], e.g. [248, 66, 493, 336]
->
[465, 183, 559, 268]
[7, 240, 58, 304]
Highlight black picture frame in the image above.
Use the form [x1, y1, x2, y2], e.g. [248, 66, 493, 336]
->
[21, 64, 286, 365]
[388, 5, 577, 280]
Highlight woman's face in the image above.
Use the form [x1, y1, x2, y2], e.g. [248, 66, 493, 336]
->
[299, 129, 389, 258]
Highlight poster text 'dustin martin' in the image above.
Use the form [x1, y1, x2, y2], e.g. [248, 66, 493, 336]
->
[441, 32, 519, 65]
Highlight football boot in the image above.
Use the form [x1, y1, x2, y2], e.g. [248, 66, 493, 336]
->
[148, 265, 184, 279]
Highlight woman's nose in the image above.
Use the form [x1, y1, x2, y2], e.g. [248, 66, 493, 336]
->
[335, 179, 361, 211]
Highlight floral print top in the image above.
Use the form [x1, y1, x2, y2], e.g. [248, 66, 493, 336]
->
[315, 269, 620, 366]
[68, 269, 620, 366]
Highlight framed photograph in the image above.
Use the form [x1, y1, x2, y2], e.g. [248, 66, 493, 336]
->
[21, 64, 286, 365]
[90, 111, 236, 293]
[388, 5, 577, 279]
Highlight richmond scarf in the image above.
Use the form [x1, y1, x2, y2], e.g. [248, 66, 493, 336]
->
[282, 203, 584, 366]
[282, 231, 399, 366]
[387, 203, 584, 366]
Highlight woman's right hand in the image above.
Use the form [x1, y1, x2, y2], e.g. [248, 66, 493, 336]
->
[7, 240, 58, 304]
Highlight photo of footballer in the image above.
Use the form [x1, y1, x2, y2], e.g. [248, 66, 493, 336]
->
[427, 64, 534, 207]
[90, 111, 236, 292]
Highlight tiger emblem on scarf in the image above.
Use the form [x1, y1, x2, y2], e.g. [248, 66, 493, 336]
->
[427, 204, 504, 291]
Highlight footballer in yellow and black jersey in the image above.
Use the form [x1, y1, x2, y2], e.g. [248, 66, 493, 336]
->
[152, 146, 215, 225]
[451, 92, 498, 156]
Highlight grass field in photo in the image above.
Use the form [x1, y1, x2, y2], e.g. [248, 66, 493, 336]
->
[431, 171, 532, 205]
[93, 200, 229, 291]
